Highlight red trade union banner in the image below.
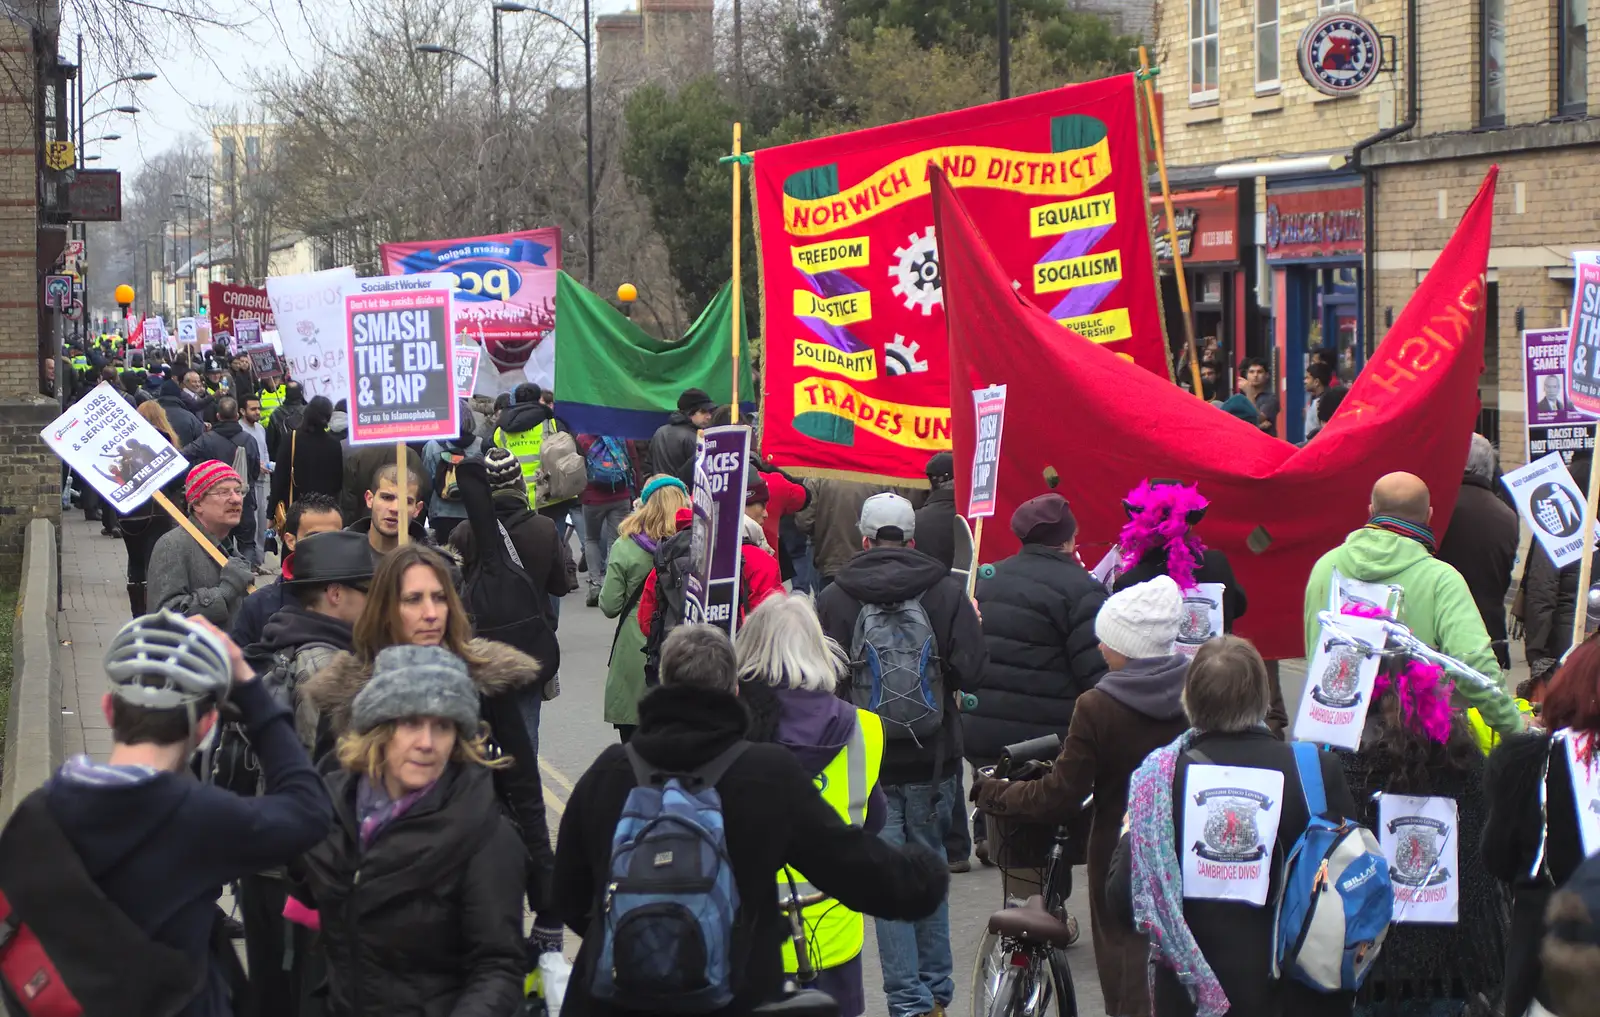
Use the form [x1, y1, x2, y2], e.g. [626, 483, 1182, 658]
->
[209, 282, 275, 334]
[753, 74, 1167, 483]
[936, 165, 1498, 660]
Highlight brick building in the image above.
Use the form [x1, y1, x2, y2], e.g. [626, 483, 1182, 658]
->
[1153, 0, 1599, 455]
[0, 2, 65, 576]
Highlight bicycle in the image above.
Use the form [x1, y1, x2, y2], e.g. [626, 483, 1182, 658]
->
[969, 734, 1082, 1017]
[754, 880, 839, 1017]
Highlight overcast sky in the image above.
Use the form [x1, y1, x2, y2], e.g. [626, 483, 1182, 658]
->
[69, 0, 633, 180]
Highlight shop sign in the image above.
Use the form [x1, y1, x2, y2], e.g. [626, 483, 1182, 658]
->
[1265, 185, 1364, 261]
[1150, 188, 1240, 264]
[1298, 13, 1385, 97]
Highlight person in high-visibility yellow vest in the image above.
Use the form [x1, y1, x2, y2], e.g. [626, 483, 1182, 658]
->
[737, 594, 886, 1017]
[492, 382, 557, 508]
[259, 381, 286, 423]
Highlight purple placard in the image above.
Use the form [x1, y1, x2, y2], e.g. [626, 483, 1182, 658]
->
[684, 425, 752, 636]
[1525, 327, 1598, 463]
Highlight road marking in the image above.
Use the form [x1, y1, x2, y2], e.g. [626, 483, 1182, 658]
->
[544, 783, 565, 817]
[539, 757, 575, 792]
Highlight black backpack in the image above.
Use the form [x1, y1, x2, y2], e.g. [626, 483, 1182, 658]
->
[643, 529, 695, 687]
[0, 792, 205, 1016]
[456, 461, 562, 680]
[211, 645, 330, 793]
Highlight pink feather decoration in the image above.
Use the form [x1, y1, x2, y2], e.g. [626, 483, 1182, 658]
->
[1339, 602, 1455, 743]
[1118, 480, 1209, 590]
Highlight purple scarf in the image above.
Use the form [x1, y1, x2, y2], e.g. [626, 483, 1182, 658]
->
[356, 774, 436, 849]
[631, 533, 659, 555]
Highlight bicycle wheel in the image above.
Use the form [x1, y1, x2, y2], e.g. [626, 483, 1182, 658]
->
[1045, 948, 1078, 1017]
[986, 964, 1021, 1017]
[969, 928, 1006, 1017]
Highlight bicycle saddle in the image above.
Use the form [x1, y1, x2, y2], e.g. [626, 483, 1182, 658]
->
[986, 894, 1076, 947]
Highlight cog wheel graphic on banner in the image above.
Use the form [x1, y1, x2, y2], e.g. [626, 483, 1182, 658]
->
[884, 335, 930, 376]
[890, 227, 943, 315]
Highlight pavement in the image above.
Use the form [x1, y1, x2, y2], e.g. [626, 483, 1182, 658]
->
[52, 516, 1526, 1017]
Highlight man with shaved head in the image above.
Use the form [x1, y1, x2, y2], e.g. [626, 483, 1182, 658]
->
[1303, 471, 1527, 737]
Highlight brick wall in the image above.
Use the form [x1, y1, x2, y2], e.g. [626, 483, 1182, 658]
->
[0, 401, 60, 575]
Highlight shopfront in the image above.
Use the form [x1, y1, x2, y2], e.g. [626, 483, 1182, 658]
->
[1265, 176, 1366, 443]
[1150, 182, 1254, 397]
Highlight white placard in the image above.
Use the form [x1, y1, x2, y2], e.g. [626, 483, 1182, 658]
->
[1175, 582, 1226, 657]
[1293, 614, 1384, 750]
[267, 266, 358, 406]
[1182, 764, 1285, 906]
[42, 384, 188, 513]
[1092, 547, 1121, 590]
[968, 385, 1007, 518]
[1501, 452, 1600, 569]
[1379, 793, 1459, 925]
[176, 316, 197, 344]
[1559, 730, 1600, 857]
[1329, 567, 1402, 617]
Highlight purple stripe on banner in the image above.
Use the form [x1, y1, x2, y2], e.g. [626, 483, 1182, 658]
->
[1050, 280, 1118, 320]
[1039, 224, 1113, 264]
[794, 268, 872, 353]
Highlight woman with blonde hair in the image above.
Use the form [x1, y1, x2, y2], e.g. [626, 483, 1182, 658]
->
[294, 644, 526, 1016]
[736, 593, 886, 1017]
[302, 541, 565, 965]
[600, 474, 690, 742]
[118, 401, 185, 615]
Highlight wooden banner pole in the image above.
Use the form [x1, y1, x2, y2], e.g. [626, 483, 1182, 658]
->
[152, 489, 227, 566]
[396, 442, 409, 546]
[966, 517, 985, 598]
[1138, 46, 1205, 398]
[1573, 451, 1600, 647]
[730, 121, 744, 416]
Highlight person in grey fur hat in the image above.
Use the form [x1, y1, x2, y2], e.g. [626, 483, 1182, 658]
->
[291, 642, 528, 1017]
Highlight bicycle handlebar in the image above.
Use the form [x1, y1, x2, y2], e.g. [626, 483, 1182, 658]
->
[1314, 611, 1498, 694]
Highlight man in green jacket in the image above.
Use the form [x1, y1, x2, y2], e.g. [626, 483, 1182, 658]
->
[1304, 471, 1526, 737]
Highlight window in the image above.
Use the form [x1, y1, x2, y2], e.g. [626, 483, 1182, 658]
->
[245, 135, 261, 174]
[1256, 0, 1280, 90]
[1481, 0, 1506, 125]
[219, 138, 236, 180]
[1320, 0, 1358, 11]
[1560, 0, 1589, 115]
[1190, 0, 1219, 102]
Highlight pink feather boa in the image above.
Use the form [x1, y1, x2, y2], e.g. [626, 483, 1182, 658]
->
[1118, 480, 1209, 590]
[1340, 602, 1455, 743]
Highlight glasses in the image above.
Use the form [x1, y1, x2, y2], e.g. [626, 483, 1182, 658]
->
[206, 485, 244, 501]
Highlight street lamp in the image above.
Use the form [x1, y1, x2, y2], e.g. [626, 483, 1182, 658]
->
[83, 72, 157, 107]
[83, 105, 138, 130]
[485, 1, 595, 282]
[173, 192, 194, 316]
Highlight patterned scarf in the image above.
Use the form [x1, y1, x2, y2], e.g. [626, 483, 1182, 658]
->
[1127, 729, 1230, 1017]
[356, 774, 437, 850]
[1365, 514, 1437, 553]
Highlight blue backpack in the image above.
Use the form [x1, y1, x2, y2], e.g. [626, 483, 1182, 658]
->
[591, 741, 748, 1012]
[1273, 741, 1393, 992]
[585, 435, 633, 490]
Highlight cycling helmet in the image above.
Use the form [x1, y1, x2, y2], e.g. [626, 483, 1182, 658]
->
[104, 611, 233, 711]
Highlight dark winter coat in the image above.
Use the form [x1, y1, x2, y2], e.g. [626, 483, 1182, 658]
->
[295, 762, 526, 1017]
[1106, 729, 1359, 1017]
[265, 395, 306, 464]
[1482, 730, 1590, 1017]
[816, 546, 988, 786]
[549, 684, 949, 1017]
[1522, 541, 1599, 668]
[1340, 725, 1506, 1013]
[156, 381, 205, 446]
[1437, 474, 1519, 669]
[912, 486, 960, 570]
[243, 601, 358, 750]
[975, 654, 1191, 1016]
[965, 545, 1109, 760]
[271, 427, 344, 517]
[449, 494, 573, 629]
[643, 411, 699, 481]
[798, 480, 925, 580]
[300, 638, 555, 914]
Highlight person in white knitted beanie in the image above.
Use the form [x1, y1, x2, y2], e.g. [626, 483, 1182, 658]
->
[1094, 574, 1184, 669]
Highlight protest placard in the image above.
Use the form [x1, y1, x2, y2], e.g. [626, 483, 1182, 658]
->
[1293, 614, 1384, 751]
[684, 425, 752, 636]
[1380, 794, 1459, 925]
[268, 267, 357, 404]
[196, 319, 213, 349]
[42, 384, 188, 514]
[1502, 452, 1600, 568]
[1525, 327, 1598, 463]
[454, 342, 482, 398]
[1568, 261, 1600, 415]
[968, 385, 1007, 518]
[235, 317, 261, 346]
[345, 277, 458, 445]
[176, 317, 197, 345]
[246, 343, 281, 383]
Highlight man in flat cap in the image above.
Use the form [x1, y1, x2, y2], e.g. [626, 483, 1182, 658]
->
[962, 492, 1108, 862]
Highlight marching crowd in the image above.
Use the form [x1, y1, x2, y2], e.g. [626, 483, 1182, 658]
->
[9, 341, 1600, 1017]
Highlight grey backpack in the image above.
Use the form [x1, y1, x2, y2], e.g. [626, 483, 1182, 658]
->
[848, 596, 944, 744]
